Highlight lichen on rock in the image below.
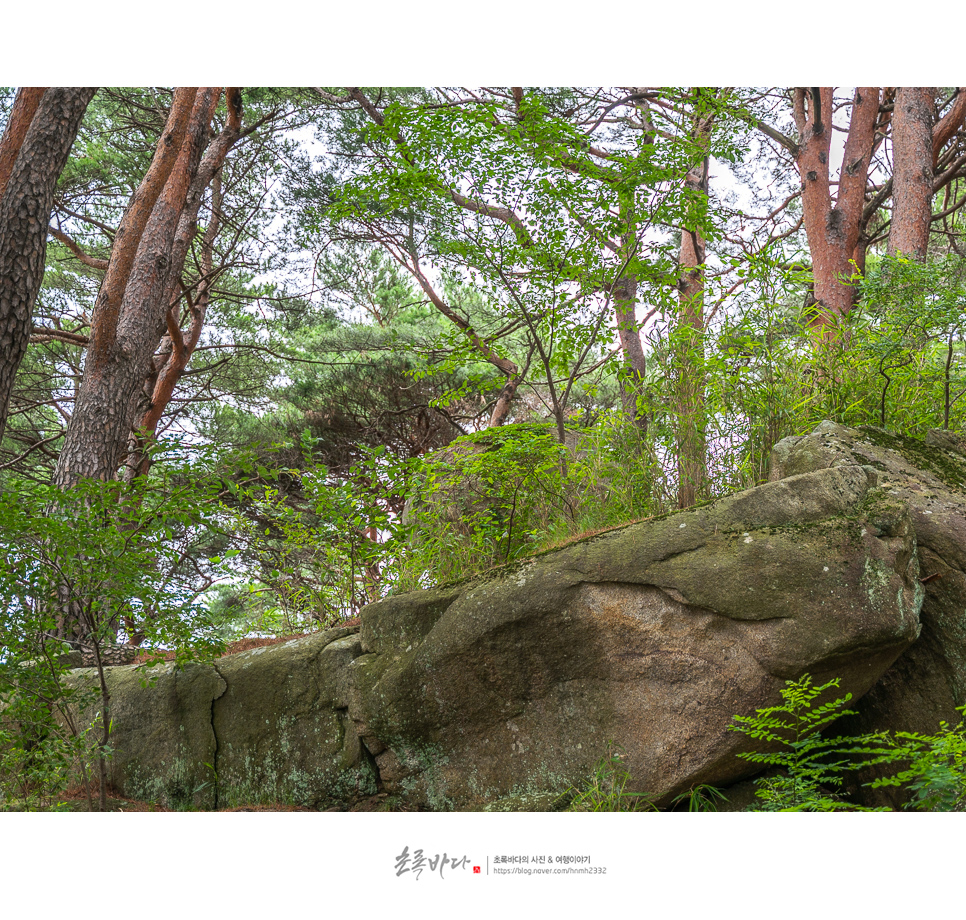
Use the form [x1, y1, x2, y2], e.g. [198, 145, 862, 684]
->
[71, 421, 966, 811]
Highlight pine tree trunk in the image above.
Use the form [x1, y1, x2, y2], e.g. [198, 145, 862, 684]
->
[53, 89, 221, 488]
[889, 87, 935, 261]
[0, 87, 96, 446]
[795, 87, 880, 333]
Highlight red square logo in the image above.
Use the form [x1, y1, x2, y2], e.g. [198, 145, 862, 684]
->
[473, 866, 481, 874]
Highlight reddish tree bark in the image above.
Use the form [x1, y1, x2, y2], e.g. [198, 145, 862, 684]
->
[83, 87, 198, 378]
[53, 88, 236, 488]
[744, 87, 966, 318]
[0, 87, 46, 200]
[885, 87, 966, 261]
[889, 88, 936, 260]
[124, 90, 243, 479]
[0, 87, 96, 445]
[793, 87, 880, 333]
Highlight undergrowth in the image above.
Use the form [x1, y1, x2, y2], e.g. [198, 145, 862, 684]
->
[564, 743, 656, 812]
[561, 675, 966, 813]
[728, 675, 966, 812]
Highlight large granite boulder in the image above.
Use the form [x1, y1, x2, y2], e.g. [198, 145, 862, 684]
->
[346, 461, 922, 809]
[64, 420, 966, 811]
[66, 626, 374, 809]
[212, 628, 376, 808]
[768, 421, 966, 805]
[67, 661, 226, 809]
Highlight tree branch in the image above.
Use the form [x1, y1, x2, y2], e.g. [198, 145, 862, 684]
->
[0, 432, 63, 470]
[30, 325, 90, 346]
[731, 98, 801, 154]
[933, 87, 966, 166]
[934, 151, 966, 193]
[48, 224, 110, 270]
[348, 86, 537, 248]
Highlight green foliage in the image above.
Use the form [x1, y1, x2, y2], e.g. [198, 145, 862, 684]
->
[640, 252, 966, 497]
[565, 743, 656, 812]
[0, 472, 224, 662]
[730, 675, 966, 812]
[400, 423, 568, 586]
[0, 663, 105, 812]
[856, 709, 966, 811]
[10, 95, 966, 814]
[397, 417, 664, 589]
[296, 87, 693, 442]
[670, 784, 729, 812]
[212, 443, 409, 630]
[0, 455, 228, 808]
[854, 255, 966, 432]
[728, 675, 879, 811]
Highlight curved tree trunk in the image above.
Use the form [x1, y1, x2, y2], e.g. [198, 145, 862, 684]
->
[123, 96, 243, 480]
[53, 89, 227, 488]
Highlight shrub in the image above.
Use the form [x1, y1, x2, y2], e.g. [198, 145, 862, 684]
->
[397, 418, 665, 589]
[728, 675, 882, 811]
[730, 674, 966, 812]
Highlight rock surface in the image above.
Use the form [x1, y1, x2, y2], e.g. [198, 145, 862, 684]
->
[66, 421, 966, 810]
[68, 661, 226, 809]
[347, 461, 922, 808]
[212, 628, 376, 808]
[67, 627, 375, 810]
[768, 421, 966, 805]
